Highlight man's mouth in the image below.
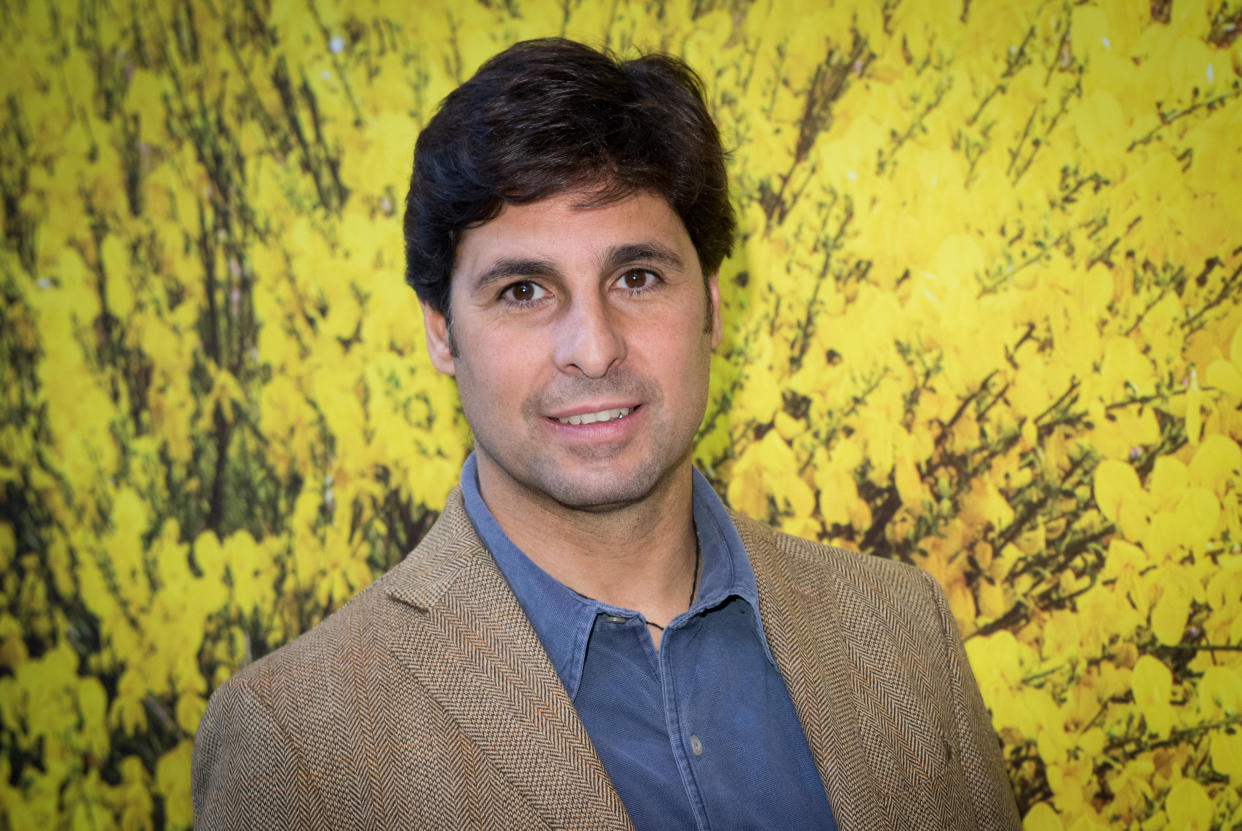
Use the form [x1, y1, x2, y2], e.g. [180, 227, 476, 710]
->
[554, 406, 635, 426]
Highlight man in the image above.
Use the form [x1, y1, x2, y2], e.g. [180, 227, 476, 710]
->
[192, 38, 1020, 830]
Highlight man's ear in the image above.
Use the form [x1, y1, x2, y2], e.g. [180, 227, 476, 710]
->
[421, 302, 456, 376]
[707, 271, 722, 349]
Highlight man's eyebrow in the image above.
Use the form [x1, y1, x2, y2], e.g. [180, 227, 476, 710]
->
[470, 258, 560, 294]
[603, 243, 685, 273]
[469, 243, 686, 294]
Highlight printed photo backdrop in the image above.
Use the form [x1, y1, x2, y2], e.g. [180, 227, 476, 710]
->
[1, 0, 1240, 828]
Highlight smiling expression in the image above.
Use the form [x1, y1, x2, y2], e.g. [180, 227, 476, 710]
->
[421, 189, 721, 514]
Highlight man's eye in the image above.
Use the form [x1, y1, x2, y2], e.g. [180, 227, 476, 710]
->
[616, 269, 656, 291]
[501, 281, 545, 304]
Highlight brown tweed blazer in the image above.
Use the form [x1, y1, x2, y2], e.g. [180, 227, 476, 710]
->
[192, 488, 1020, 830]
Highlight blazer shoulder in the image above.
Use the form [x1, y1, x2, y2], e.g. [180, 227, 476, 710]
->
[190, 582, 399, 830]
[730, 509, 945, 611]
[211, 494, 475, 698]
[195, 567, 409, 740]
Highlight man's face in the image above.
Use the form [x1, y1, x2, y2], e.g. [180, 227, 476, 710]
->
[421, 189, 721, 513]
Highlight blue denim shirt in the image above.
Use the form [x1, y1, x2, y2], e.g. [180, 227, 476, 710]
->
[460, 455, 837, 830]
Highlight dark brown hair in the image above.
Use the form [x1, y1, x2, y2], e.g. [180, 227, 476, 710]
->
[402, 38, 735, 319]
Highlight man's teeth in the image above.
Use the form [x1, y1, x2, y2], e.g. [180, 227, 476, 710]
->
[557, 407, 633, 425]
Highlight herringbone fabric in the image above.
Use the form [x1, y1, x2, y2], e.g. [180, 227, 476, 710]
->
[192, 489, 1019, 830]
[736, 513, 1020, 830]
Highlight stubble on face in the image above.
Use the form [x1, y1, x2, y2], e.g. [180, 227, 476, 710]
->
[456, 332, 707, 515]
[434, 190, 718, 521]
[518, 375, 674, 512]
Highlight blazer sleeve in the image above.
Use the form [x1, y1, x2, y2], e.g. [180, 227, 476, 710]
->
[920, 569, 1021, 829]
[192, 676, 329, 831]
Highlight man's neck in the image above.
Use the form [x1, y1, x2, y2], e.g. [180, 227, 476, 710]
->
[474, 456, 700, 634]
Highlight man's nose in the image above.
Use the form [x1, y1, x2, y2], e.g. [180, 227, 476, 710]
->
[553, 292, 626, 378]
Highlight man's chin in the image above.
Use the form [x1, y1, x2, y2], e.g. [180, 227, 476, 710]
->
[548, 490, 646, 514]
[520, 456, 689, 515]
[540, 476, 662, 514]
[473, 438, 693, 515]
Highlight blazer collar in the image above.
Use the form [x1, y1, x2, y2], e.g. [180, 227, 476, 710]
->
[383, 488, 633, 831]
[733, 511, 887, 830]
[380, 490, 883, 830]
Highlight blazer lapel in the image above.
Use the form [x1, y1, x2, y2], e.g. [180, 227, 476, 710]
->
[735, 514, 888, 831]
[384, 490, 632, 831]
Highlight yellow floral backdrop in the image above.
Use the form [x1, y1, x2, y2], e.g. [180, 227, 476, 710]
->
[2, 0, 1240, 828]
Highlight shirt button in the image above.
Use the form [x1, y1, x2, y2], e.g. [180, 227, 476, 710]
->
[689, 734, 703, 756]
[604, 615, 627, 624]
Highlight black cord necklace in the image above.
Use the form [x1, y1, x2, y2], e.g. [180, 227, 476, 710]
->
[646, 532, 700, 632]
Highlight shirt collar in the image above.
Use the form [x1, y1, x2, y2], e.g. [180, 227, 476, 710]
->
[458, 453, 774, 699]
